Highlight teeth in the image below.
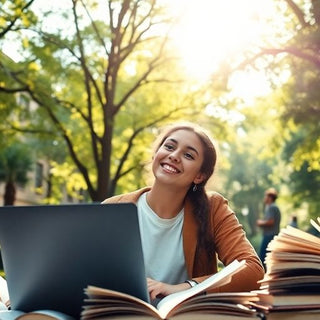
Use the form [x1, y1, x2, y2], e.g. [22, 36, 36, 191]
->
[163, 164, 178, 173]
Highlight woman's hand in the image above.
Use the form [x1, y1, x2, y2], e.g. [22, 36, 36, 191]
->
[147, 278, 191, 301]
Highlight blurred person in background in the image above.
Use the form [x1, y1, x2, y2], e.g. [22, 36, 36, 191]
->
[256, 188, 281, 270]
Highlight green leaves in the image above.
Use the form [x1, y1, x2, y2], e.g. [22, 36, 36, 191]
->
[0, 143, 33, 185]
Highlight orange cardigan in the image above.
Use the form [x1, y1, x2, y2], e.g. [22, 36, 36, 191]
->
[102, 187, 264, 293]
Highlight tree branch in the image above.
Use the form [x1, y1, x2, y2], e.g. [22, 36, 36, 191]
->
[0, 0, 35, 38]
[27, 28, 105, 106]
[78, 0, 110, 56]
[120, 0, 157, 58]
[311, 0, 320, 25]
[72, 0, 101, 171]
[7, 124, 54, 135]
[237, 47, 320, 70]
[53, 98, 102, 143]
[114, 41, 170, 113]
[0, 86, 29, 93]
[284, 0, 309, 27]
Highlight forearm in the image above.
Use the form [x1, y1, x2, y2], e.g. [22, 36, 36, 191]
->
[257, 218, 274, 227]
[191, 257, 264, 293]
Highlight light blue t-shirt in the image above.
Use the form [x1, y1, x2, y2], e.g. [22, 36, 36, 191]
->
[136, 193, 188, 285]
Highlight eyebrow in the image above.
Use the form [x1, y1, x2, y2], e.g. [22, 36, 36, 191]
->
[166, 138, 200, 156]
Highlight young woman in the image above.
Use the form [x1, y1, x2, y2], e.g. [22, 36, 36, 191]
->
[103, 123, 264, 303]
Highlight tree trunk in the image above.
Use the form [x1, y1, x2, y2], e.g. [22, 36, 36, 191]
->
[4, 181, 16, 206]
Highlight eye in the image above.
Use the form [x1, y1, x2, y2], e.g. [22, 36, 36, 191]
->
[184, 152, 195, 160]
[163, 143, 175, 151]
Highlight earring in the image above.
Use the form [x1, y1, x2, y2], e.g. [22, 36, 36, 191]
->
[193, 184, 198, 192]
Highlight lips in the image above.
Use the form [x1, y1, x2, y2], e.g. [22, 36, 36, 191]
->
[161, 163, 180, 173]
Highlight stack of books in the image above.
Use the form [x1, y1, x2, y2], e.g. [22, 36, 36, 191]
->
[252, 218, 320, 320]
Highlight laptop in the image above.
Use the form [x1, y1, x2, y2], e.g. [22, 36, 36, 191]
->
[0, 203, 149, 317]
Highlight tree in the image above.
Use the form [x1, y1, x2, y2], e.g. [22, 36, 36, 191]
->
[0, 0, 36, 39]
[237, 0, 320, 170]
[0, 0, 200, 202]
[211, 0, 320, 221]
[221, 133, 277, 237]
[282, 127, 320, 220]
[0, 143, 33, 205]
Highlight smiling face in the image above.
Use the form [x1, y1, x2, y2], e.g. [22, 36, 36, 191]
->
[152, 129, 206, 190]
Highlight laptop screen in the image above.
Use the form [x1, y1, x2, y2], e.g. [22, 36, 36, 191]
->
[0, 203, 149, 317]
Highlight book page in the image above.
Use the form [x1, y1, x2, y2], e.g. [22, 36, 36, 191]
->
[157, 259, 246, 319]
[279, 234, 320, 250]
[0, 276, 9, 307]
[83, 286, 160, 318]
[267, 241, 320, 255]
[282, 226, 320, 246]
[266, 261, 320, 272]
[259, 275, 320, 284]
[169, 292, 258, 317]
[267, 251, 320, 263]
[311, 219, 320, 233]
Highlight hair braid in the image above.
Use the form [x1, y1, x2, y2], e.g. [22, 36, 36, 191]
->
[187, 185, 215, 261]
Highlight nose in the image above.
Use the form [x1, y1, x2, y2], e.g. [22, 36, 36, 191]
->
[168, 150, 180, 162]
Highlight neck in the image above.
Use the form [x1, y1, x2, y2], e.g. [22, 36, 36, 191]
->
[147, 183, 188, 219]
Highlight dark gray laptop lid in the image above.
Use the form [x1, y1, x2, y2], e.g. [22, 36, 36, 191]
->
[0, 203, 149, 318]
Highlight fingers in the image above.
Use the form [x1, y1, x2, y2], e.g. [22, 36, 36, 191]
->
[146, 278, 186, 301]
[147, 278, 165, 300]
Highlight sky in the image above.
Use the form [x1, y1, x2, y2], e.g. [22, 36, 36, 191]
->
[165, 0, 281, 102]
[2, 0, 283, 103]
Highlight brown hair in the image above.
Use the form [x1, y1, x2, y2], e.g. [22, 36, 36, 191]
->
[265, 188, 278, 201]
[155, 123, 217, 260]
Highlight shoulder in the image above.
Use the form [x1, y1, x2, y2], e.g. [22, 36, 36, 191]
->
[206, 191, 230, 208]
[269, 202, 281, 213]
[207, 190, 226, 200]
[101, 187, 151, 204]
[206, 191, 234, 220]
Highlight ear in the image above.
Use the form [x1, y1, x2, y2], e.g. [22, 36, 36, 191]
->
[193, 172, 206, 185]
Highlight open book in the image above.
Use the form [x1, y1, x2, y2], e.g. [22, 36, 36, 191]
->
[81, 260, 260, 319]
[0, 276, 10, 310]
